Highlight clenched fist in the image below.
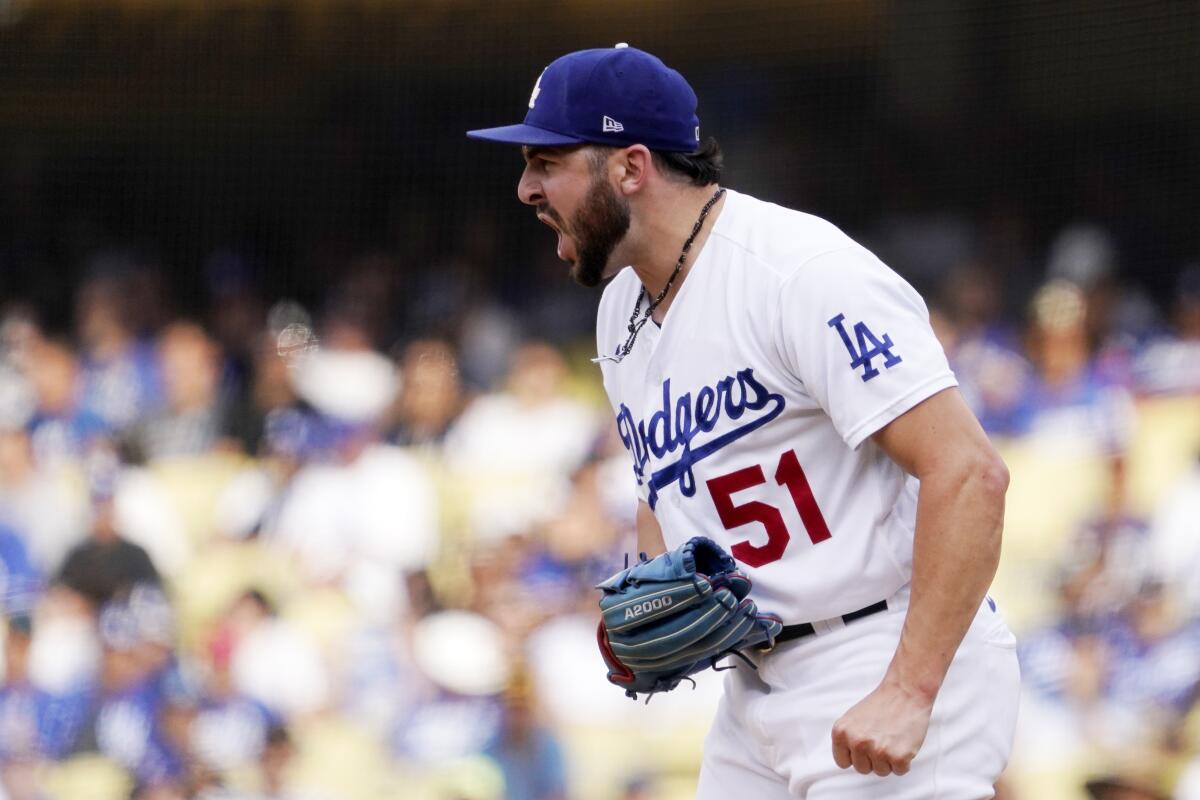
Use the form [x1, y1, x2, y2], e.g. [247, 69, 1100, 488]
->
[831, 680, 935, 777]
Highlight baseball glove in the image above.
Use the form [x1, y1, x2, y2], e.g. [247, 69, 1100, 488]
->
[595, 536, 783, 700]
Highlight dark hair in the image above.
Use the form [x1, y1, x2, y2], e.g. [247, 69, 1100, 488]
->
[266, 724, 293, 748]
[588, 137, 724, 187]
[652, 137, 723, 186]
[241, 588, 276, 616]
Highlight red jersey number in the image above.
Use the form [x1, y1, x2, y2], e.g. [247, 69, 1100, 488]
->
[705, 449, 832, 568]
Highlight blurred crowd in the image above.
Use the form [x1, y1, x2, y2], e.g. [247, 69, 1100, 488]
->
[0, 215, 1196, 800]
[919, 227, 1200, 800]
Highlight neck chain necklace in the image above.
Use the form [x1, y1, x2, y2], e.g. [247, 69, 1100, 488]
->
[593, 187, 726, 364]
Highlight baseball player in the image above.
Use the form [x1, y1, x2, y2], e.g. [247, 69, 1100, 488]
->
[468, 45, 1020, 798]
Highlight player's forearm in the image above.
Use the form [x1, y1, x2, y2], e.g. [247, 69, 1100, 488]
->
[884, 453, 1008, 703]
[636, 500, 667, 557]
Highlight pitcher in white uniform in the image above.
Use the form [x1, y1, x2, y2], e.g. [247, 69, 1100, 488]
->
[469, 44, 1020, 799]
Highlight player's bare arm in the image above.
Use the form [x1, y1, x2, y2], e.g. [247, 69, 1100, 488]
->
[635, 499, 667, 558]
[831, 386, 1009, 777]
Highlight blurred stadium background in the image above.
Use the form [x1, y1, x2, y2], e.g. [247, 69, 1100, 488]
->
[0, 1, 1198, 798]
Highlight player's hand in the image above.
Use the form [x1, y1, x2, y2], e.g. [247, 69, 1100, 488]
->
[830, 680, 934, 776]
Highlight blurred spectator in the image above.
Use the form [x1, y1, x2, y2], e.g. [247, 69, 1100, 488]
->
[395, 611, 507, 764]
[1057, 470, 1154, 620]
[1015, 619, 1117, 784]
[1102, 581, 1200, 731]
[0, 525, 42, 619]
[219, 590, 329, 718]
[0, 615, 43, 800]
[56, 485, 161, 610]
[73, 587, 186, 791]
[0, 308, 41, 376]
[75, 271, 163, 433]
[1046, 224, 1159, 354]
[932, 262, 1034, 435]
[1047, 225, 1119, 293]
[1017, 571, 1200, 790]
[0, 617, 56, 760]
[257, 724, 299, 800]
[457, 302, 524, 392]
[1, 611, 96, 800]
[519, 460, 629, 620]
[23, 338, 110, 468]
[26, 591, 100, 700]
[108, 467, 192, 581]
[1149, 457, 1200, 613]
[1015, 512, 1140, 776]
[444, 342, 601, 542]
[389, 339, 466, 450]
[0, 397, 89, 577]
[458, 460, 626, 640]
[1133, 265, 1200, 396]
[338, 620, 424, 739]
[1012, 280, 1135, 453]
[483, 668, 566, 800]
[223, 329, 300, 457]
[943, 261, 1012, 342]
[188, 625, 277, 776]
[0, 617, 37, 751]
[287, 346, 395, 427]
[269, 347, 438, 622]
[0, 367, 35, 443]
[125, 323, 233, 462]
[466, 541, 543, 641]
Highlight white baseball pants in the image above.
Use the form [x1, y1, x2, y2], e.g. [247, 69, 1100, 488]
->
[696, 588, 1020, 799]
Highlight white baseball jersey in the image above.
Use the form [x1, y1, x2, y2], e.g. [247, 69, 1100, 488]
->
[596, 189, 957, 624]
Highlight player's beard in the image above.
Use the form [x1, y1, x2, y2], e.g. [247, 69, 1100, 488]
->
[567, 174, 631, 288]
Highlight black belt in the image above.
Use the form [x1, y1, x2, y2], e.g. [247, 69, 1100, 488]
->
[776, 600, 889, 645]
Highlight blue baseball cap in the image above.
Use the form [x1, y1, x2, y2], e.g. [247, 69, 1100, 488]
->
[467, 44, 702, 153]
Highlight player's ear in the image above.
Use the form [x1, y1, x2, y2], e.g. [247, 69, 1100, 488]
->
[615, 145, 652, 196]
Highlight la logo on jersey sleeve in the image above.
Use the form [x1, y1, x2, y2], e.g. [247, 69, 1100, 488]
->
[827, 313, 902, 382]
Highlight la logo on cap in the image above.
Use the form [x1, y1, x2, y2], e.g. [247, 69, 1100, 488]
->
[528, 69, 545, 110]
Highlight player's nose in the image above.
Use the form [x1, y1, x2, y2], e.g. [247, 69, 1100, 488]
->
[517, 166, 543, 207]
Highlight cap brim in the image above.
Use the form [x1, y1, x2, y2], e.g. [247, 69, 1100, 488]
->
[466, 123, 584, 147]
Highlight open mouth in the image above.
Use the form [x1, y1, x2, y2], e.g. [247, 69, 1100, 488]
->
[537, 212, 573, 263]
[536, 212, 558, 233]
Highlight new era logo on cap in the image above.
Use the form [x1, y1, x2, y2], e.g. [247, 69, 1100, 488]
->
[467, 44, 701, 153]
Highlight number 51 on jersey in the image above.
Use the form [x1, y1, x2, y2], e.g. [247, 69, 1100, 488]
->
[706, 449, 831, 567]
